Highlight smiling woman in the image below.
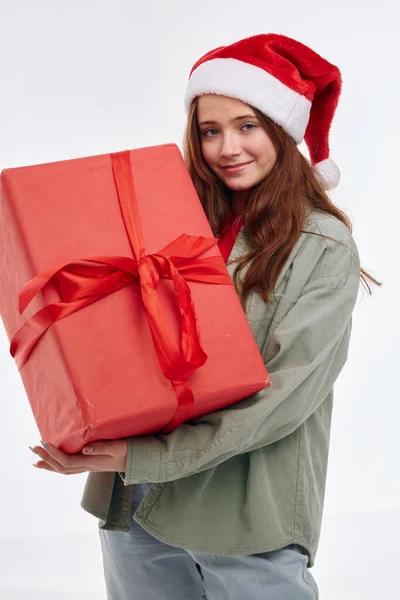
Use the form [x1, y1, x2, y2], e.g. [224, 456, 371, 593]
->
[78, 32, 381, 600]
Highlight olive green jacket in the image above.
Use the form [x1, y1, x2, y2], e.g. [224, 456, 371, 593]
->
[81, 209, 361, 567]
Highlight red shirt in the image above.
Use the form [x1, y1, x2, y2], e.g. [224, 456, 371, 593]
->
[218, 211, 244, 263]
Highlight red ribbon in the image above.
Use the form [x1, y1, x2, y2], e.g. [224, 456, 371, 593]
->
[10, 151, 232, 433]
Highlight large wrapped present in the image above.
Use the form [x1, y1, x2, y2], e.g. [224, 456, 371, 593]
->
[0, 145, 270, 453]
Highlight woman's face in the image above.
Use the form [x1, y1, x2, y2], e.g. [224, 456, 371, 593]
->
[197, 95, 277, 192]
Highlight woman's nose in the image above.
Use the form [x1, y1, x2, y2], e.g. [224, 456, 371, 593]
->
[219, 133, 241, 157]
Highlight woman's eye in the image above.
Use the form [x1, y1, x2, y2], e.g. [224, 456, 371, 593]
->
[242, 123, 256, 131]
[200, 123, 256, 137]
[201, 128, 218, 137]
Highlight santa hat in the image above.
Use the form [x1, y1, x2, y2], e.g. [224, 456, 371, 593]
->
[184, 33, 342, 190]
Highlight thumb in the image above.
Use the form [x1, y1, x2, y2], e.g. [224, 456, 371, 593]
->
[81, 440, 126, 456]
[82, 443, 108, 455]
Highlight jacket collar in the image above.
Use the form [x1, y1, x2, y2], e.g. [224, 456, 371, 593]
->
[226, 206, 318, 292]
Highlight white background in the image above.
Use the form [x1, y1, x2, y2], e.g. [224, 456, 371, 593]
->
[0, 0, 398, 598]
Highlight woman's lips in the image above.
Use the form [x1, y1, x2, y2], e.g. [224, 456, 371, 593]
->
[221, 161, 253, 174]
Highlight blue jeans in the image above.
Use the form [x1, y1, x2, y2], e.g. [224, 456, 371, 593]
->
[99, 483, 319, 599]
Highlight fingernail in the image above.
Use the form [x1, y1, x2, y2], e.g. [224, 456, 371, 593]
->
[40, 441, 48, 450]
[29, 446, 38, 455]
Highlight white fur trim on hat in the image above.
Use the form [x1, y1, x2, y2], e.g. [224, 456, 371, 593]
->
[314, 158, 341, 190]
[184, 58, 312, 144]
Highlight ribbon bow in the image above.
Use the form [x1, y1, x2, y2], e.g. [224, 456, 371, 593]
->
[10, 151, 232, 433]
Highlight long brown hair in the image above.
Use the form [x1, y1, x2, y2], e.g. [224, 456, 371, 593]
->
[183, 97, 382, 309]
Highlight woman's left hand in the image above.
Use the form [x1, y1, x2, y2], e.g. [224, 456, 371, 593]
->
[30, 440, 128, 474]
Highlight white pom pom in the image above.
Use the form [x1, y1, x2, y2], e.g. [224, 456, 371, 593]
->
[315, 158, 341, 190]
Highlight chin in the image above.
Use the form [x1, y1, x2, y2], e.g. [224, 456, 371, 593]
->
[224, 179, 257, 191]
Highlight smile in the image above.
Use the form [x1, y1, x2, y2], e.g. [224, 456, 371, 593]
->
[221, 161, 253, 174]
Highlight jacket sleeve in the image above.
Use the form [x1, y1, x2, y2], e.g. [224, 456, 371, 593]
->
[119, 271, 360, 485]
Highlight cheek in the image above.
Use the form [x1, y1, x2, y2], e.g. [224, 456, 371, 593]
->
[247, 128, 276, 159]
[200, 141, 215, 166]
[249, 133, 276, 164]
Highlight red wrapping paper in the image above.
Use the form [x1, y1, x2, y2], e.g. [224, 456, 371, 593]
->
[0, 144, 270, 453]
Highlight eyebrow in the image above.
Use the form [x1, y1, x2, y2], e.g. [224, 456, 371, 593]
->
[198, 114, 257, 126]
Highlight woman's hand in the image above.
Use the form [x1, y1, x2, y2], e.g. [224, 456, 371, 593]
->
[29, 440, 128, 475]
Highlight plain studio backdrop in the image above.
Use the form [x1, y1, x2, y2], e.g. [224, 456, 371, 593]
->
[0, 1, 398, 598]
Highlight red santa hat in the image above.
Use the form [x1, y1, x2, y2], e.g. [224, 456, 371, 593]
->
[184, 33, 342, 190]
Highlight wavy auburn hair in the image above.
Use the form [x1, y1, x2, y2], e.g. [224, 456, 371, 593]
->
[183, 97, 382, 310]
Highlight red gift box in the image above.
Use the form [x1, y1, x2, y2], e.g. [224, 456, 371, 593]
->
[0, 145, 271, 453]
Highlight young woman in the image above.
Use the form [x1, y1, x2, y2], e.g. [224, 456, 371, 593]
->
[31, 33, 381, 599]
